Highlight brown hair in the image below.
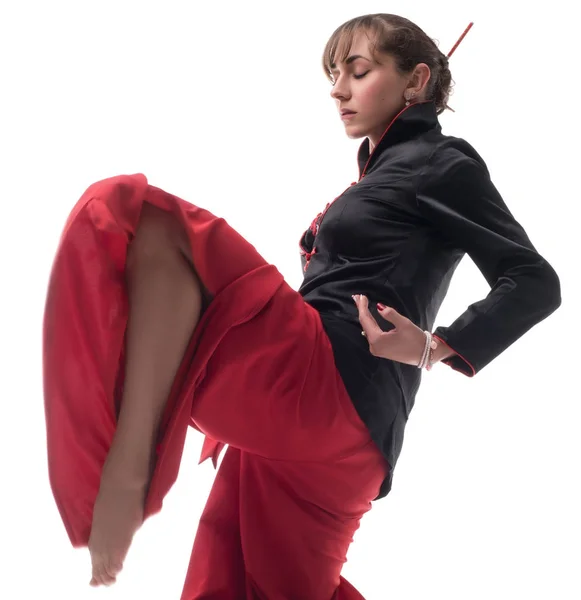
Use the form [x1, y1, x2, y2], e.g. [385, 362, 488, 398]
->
[322, 14, 454, 115]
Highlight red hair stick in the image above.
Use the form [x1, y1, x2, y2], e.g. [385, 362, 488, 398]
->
[447, 22, 474, 58]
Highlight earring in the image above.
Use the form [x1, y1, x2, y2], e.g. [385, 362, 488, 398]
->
[405, 92, 415, 106]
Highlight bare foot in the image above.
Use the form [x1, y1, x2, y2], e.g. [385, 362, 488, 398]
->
[88, 479, 147, 587]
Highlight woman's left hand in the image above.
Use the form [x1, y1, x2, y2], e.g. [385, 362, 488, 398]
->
[353, 294, 426, 366]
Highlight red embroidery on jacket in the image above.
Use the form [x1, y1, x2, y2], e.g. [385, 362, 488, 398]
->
[302, 247, 318, 272]
[301, 182, 357, 272]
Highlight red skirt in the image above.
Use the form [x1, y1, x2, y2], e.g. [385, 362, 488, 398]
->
[43, 174, 390, 599]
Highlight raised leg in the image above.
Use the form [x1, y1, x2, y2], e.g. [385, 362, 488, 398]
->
[89, 203, 207, 587]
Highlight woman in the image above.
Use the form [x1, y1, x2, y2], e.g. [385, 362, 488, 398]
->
[43, 13, 561, 599]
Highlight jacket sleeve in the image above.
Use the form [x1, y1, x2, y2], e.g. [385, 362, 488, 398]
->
[415, 145, 561, 377]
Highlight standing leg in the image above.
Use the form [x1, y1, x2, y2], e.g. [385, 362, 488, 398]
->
[89, 203, 208, 587]
[236, 445, 387, 600]
[179, 444, 385, 600]
[180, 447, 247, 600]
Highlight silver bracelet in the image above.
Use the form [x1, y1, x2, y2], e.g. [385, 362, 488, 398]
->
[417, 330, 432, 369]
[423, 332, 439, 371]
[423, 331, 433, 368]
[426, 338, 438, 371]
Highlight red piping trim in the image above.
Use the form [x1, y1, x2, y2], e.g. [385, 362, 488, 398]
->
[360, 22, 474, 180]
[432, 334, 476, 377]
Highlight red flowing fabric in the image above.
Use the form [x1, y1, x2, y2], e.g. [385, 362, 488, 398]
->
[43, 174, 389, 599]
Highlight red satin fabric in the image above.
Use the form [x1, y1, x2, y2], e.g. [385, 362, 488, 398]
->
[43, 174, 389, 598]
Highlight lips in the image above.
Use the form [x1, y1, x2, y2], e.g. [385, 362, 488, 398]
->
[340, 109, 356, 116]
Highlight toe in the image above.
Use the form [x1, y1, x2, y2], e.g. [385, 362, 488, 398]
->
[91, 559, 114, 587]
[104, 561, 122, 581]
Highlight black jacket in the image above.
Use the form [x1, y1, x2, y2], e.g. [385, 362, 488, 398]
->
[298, 100, 561, 499]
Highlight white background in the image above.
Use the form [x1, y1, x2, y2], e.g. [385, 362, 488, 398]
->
[1, 1, 579, 598]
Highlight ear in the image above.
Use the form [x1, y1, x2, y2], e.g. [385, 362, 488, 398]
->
[408, 63, 432, 99]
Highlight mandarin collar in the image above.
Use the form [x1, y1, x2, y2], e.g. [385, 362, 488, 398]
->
[357, 100, 442, 179]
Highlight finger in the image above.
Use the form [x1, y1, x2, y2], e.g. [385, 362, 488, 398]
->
[354, 295, 383, 342]
[377, 304, 406, 328]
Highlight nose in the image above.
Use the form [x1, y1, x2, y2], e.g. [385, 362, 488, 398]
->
[330, 77, 350, 101]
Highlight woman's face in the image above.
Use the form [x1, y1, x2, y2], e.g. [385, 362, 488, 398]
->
[329, 31, 429, 148]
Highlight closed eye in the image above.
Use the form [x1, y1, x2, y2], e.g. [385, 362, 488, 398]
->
[329, 70, 371, 85]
